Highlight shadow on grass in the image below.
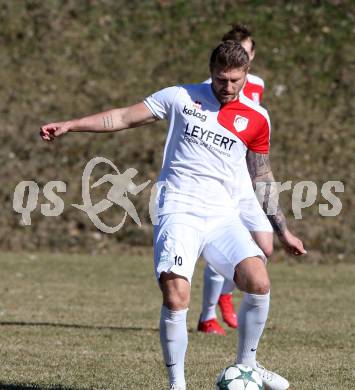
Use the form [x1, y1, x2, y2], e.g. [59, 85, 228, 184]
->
[0, 321, 158, 332]
[0, 384, 84, 390]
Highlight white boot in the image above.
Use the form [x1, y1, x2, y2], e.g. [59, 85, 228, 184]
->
[255, 362, 289, 390]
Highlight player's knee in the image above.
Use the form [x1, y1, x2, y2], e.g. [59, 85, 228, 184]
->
[235, 269, 270, 294]
[234, 257, 270, 294]
[245, 277, 270, 294]
[163, 292, 190, 310]
[160, 272, 190, 310]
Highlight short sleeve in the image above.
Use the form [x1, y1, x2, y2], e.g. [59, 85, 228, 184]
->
[144, 86, 180, 120]
[248, 116, 271, 154]
[217, 98, 271, 155]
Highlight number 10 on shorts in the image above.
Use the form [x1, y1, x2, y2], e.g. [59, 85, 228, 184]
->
[174, 255, 183, 266]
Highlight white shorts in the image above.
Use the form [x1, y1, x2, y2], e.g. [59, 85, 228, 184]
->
[203, 193, 272, 286]
[153, 213, 265, 284]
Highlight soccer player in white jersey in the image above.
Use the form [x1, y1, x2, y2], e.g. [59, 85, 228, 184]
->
[198, 24, 306, 336]
[40, 41, 303, 390]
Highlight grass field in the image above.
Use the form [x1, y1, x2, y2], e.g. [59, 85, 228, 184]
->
[0, 250, 354, 389]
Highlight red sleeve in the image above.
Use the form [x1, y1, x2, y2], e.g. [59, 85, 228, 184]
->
[217, 100, 271, 154]
[246, 117, 270, 153]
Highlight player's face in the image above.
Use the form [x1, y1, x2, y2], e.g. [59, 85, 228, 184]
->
[211, 67, 248, 104]
[241, 38, 255, 62]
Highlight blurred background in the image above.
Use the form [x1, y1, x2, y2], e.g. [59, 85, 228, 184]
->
[1, 0, 354, 262]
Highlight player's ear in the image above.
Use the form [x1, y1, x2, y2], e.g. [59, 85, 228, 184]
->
[249, 50, 255, 61]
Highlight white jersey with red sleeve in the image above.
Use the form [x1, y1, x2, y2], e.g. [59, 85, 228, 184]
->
[143, 83, 271, 217]
[242, 73, 265, 104]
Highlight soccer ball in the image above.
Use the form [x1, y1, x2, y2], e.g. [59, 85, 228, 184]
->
[216, 364, 264, 390]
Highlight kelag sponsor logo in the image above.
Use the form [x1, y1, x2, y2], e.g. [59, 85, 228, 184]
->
[182, 105, 207, 122]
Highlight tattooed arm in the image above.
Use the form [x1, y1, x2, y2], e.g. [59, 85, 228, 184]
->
[40, 102, 157, 140]
[246, 151, 286, 235]
[246, 150, 306, 255]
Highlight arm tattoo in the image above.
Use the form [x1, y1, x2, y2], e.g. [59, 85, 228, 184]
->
[102, 113, 114, 129]
[262, 181, 287, 236]
[246, 151, 270, 179]
[246, 151, 287, 236]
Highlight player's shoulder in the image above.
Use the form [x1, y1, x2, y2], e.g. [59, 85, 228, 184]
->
[179, 82, 211, 92]
[246, 73, 265, 88]
[173, 82, 213, 101]
[148, 83, 211, 106]
[239, 94, 270, 127]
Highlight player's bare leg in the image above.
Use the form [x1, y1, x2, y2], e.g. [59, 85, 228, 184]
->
[234, 256, 289, 390]
[159, 273, 190, 390]
[217, 231, 273, 329]
[199, 231, 273, 334]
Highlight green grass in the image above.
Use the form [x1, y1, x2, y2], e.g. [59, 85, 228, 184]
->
[0, 251, 354, 389]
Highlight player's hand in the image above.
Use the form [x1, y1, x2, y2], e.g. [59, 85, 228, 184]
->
[278, 228, 307, 256]
[40, 121, 72, 141]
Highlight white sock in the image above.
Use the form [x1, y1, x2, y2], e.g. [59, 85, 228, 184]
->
[160, 305, 188, 389]
[236, 292, 270, 369]
[200, 264, 225, 321]
[221, 279, 236, 295]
